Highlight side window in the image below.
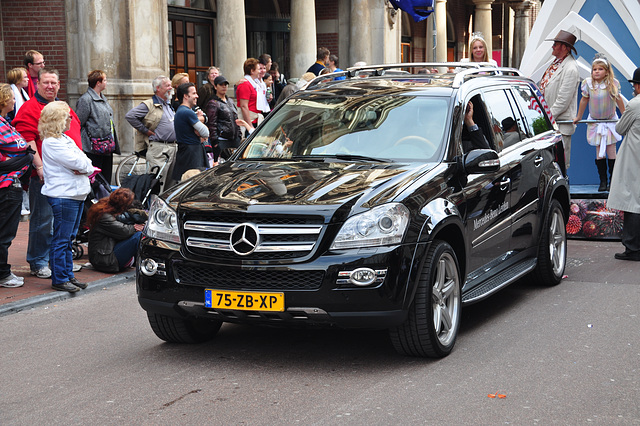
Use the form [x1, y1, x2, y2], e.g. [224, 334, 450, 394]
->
[512, 85, 551, 136]
[482, 89, 523, 151]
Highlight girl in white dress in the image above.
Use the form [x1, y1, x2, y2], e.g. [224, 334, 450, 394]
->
[574, 54, 626, 191]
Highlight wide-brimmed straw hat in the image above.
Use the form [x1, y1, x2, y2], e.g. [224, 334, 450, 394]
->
[545, 30, 577, 54]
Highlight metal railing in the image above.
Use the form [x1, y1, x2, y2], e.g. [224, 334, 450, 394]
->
[556, 119, 618, 124]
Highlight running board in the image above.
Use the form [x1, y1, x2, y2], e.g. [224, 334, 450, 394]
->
[462, 258, 537, 305]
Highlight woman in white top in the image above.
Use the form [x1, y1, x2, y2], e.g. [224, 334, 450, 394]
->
[6, 67, 29, 121]
[460, 32, 498, 67]
[40, 101, 95, 293]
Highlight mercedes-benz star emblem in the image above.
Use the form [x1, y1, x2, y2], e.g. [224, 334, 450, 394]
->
[230, 223, 260, 255]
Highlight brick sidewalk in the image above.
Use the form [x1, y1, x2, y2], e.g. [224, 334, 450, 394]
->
[1, 218, 131, 309]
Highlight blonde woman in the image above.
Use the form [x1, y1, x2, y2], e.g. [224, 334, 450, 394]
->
[170, 72, 189, 110]
[40, 101, 95, 293]
[6, 67, 30, 121]
[460, 32, 497, 66]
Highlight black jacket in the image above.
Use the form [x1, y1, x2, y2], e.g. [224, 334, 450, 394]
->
[205, 96, 240, 141]
[88, 213, 136, 273]
[462, 127, 491, 153]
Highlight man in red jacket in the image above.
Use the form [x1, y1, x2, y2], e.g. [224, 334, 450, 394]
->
[12, 68, 83, 279]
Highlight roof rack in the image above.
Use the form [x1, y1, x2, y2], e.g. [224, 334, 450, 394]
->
[451, 66, 523, 88]
[305, 62, 524, 90]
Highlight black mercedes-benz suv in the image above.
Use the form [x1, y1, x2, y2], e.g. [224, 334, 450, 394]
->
[137, 63, 570, 358]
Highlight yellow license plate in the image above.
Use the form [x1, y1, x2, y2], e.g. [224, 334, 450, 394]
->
[204, 289, 285, 312]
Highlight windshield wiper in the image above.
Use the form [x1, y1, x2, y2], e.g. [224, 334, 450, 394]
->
[333, 154, 390, 162]
[290, 154, 391, 163]
[289, 155, 326, 162]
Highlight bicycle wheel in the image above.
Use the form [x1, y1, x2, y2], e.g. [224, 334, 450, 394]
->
[115, 154, 148, 186]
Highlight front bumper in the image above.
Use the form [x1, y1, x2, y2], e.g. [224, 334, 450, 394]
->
[136, 238, 427, 328]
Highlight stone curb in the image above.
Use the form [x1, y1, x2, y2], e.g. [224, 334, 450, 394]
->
[0, 271, 136, 317]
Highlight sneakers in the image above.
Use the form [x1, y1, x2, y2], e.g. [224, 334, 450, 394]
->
[0, 272, 24, 288]
[30, 266, 52, 279]
[51, 282, 80, 293]
[69, 277, 87, 289]
[124, 256, 135, 269]
[31, 265, 80, 276]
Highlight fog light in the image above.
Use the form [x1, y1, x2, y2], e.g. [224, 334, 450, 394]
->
[336, 268, 387, 287]
[140, 258, 158, 276]
[349, 268, 377, 286]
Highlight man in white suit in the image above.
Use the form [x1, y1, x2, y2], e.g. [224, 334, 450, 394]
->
[538, 30, 580, 168]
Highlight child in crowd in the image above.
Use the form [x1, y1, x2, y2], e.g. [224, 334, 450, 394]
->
[262, 72, 274, 111]
[574, 53, 626, 191]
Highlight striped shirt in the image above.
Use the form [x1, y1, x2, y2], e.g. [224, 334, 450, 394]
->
[0, 116, 30, 188]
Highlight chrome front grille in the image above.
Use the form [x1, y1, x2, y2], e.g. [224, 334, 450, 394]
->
[183, 217, 324, 259]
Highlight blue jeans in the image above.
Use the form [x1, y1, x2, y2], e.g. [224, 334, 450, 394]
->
[27, 176, 53, 271]
[0, 186, 23, 280]
[114, 231, 142, 270]
[47, 197, 83, 285]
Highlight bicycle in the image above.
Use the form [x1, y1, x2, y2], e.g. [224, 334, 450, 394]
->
[115, 150, 149, 187]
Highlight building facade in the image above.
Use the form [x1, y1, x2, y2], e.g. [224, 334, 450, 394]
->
[0, 0, 537, 157]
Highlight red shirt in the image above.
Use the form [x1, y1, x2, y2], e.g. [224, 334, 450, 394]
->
[236, 79, 259, 116]
[27, 76, 37, 98]
[12, 95, 82, 176]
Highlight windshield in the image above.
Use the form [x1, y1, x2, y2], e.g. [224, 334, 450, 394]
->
[240, 95, 450, 162]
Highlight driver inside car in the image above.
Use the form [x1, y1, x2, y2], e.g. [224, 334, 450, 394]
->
[462, 100, 491, 153]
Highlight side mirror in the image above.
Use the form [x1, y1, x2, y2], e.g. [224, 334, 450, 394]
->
[462, 149, 500, 174]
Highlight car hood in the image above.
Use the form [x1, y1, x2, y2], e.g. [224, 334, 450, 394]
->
[170, 160, 436, 221]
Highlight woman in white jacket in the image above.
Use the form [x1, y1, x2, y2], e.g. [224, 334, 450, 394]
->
[40, 101, 95, 293]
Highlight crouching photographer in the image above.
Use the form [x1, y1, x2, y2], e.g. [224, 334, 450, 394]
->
[86, 188, 145, 273]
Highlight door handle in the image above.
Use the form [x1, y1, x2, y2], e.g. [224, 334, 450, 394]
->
[534, 156, 543, 167]
[499, 177, 510, 190]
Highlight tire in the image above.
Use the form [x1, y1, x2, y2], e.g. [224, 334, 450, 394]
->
[71, 243, 84, 260]
[390, 240, 462, 358]
[147, 312, 222, 344]
[115, 154, 148, 187]
[532, 199, 566, 286]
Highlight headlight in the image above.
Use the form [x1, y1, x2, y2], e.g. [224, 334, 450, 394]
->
[330, 203, 410, 249]
[144, 195, 180, 243]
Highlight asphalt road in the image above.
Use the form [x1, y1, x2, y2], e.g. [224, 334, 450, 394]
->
[1, 240, 639, 424]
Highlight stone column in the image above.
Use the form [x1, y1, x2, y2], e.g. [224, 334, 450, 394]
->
[472, 0, 494, 54]
[349, 0, 372, 67]
[435, 0, 448, 63]
[216, 0, 247, 93]
[510, 1, 532, 69]
[505, 4, 514, 67]
[290, 0, 316, 79]
[65, 0, 170, 155]
[425, 13, 436, 62]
